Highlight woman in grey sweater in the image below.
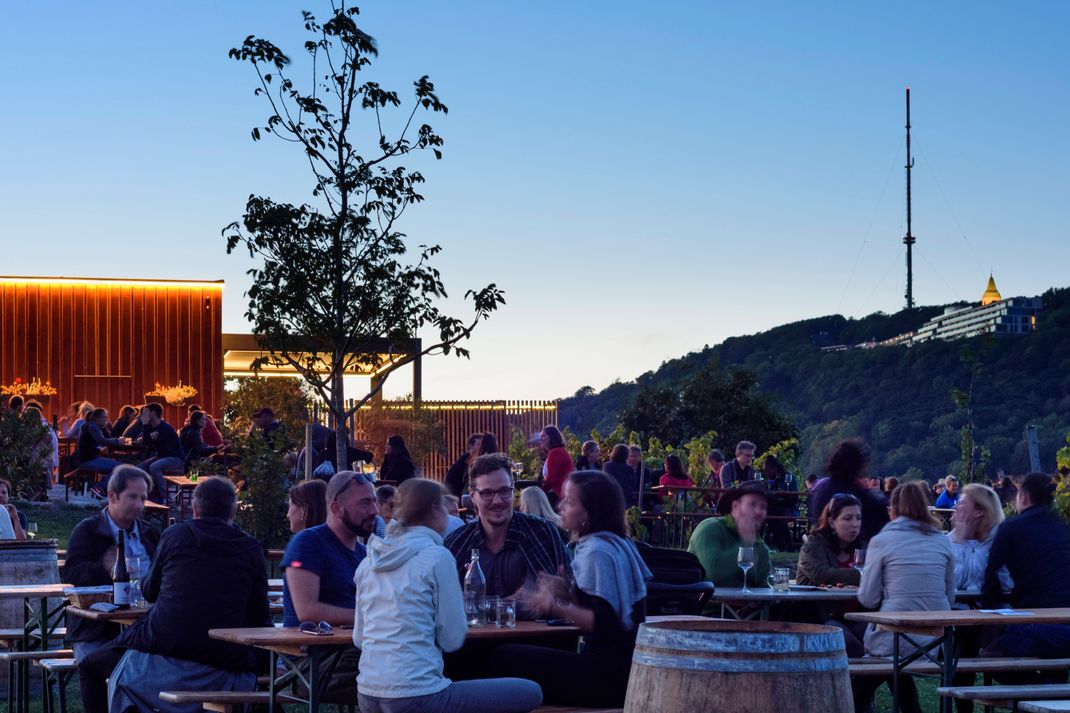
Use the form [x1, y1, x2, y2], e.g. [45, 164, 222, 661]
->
[853, 480, 954, 713]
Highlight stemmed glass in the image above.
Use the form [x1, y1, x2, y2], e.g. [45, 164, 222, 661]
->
[26, 522, 38, 539]
[738, 546, 755, 593]
[853, 549, 867, 576]
[511, 461, 524, 479]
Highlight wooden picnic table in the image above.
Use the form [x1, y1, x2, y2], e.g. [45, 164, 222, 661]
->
[713, 587, 984, 621]
[65, 605, 149, 628]
[846, 608, 1070, 713]
[1021, 701, 1070, 712]
[0, 583, 71, 713]
[210, 621, 581, 713]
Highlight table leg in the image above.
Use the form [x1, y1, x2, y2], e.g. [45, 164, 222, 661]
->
[307, 648, 320, 713]
[268, 650, 277, 713]
[941, 626, 956, 713]
[892, 631, 900, 713]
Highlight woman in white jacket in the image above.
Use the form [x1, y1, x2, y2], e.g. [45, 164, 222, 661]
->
[853, 480, 954, 713]
[353, 478, 542, 713]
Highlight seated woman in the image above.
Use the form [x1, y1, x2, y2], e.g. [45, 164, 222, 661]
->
[796, 493, 866, 655]
[179, 411, 220, 470]
[0, 478, 27, 539]
[949, 483, 1010, 593]
[496, 471, 652, 708]
[853, 481, 954, 713]
[286, 479, 327, 534]
[354, 478, 542, 713]
[658, 454, 692, 488]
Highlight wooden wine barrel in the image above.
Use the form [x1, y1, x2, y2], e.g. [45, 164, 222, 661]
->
[624, 619, 853, 713]
[0, 539, 62, 687]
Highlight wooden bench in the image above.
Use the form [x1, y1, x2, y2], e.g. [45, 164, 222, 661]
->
[938, 684, 1070, 709]
[35, 658, 78, 713]
[158, 690, 306, 712]
[1020, 701, 1070, 712]
[848, 657, 1070, 677]
[61, 467, 104, 501]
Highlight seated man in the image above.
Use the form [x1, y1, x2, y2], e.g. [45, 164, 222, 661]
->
[65, 466, 160, 662]
[76, 408, 122, 485]
[983, 472, 1070, 658]
[282, 470, 379, 702]
[135, 403, 186, 501]
[935, 475, 960, 508]
[688, 480, 771, 592]
[445, 453, 572, 604]
[105, 477, 270, 713]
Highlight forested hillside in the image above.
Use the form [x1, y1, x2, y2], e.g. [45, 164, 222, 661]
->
[559, 287, 1070, 480]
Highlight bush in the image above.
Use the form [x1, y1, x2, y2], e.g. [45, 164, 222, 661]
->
[222, 377, 312, 440]
[0, 408, 50, 498]
[234, 432, 290, 549]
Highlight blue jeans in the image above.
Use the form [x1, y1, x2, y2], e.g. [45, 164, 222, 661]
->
[358, 679, 542, 713]
[80, 457, 120, 474]
[990, 624, 1070, 658]
[137, 456, 185, 502]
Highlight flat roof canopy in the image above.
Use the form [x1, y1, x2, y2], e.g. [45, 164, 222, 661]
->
[222, 333, 422, 380]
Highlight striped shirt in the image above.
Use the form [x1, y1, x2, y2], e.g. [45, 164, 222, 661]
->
[445, 511, 572, 594]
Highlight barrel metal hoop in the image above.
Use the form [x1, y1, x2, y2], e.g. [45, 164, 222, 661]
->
[637, 626, 845, 655]
[632, 650, 849, 673]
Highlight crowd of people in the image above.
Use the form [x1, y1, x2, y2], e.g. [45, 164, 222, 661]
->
[2, 405, 1062, 713]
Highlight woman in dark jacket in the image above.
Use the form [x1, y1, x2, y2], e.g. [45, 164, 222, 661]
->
[807, 439, 889, 541]
[180, 411, 219, 469]
[379, 435, 416, 485]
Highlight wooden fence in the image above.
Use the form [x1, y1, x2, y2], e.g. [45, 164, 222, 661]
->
[312, 400, 558, 480]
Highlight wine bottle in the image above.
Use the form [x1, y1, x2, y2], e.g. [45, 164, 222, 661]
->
[112, 530, 131, 609]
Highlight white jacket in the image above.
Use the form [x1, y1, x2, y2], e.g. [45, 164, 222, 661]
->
[948, 529, 1014, 597]
[353, 524, 467, 698]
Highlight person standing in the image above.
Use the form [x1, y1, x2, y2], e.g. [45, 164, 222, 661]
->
[354, 479, 543, 713]
[539, 426, 572, 503]
[718, 441, 757, 487]
[807, 439, 889, 541]
[602, 444, 638, 507]
[380, 435, 417, 485]
[445, 433, 482, 497]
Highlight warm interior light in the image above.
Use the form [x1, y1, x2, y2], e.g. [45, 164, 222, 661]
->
[0, 276, 224, 289]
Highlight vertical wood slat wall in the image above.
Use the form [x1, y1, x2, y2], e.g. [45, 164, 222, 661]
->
[329, 400, 559, 480]
[0, 280, 223, 425]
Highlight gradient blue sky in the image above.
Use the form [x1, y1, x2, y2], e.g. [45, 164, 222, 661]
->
[2, 2, 1068, 400]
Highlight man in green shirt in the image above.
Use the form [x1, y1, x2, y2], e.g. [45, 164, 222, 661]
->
[688, 480, 771, 588]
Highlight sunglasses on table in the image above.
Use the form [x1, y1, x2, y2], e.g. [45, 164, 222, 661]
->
[298, 620, 334, 636]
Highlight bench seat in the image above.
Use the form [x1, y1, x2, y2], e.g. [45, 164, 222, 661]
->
[849, 657, 1070, 677]
[158, 690, 305, 713]
[0, 649, 73, 663]
[937, 683, 1070, 704]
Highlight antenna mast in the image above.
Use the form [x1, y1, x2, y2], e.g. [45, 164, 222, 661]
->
[903, 87, 916, 310]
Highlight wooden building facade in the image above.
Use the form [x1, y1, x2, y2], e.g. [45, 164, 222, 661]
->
[0, 276, 224, 424]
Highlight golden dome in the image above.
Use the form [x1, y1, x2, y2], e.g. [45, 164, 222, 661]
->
[981, 275, 1002, 306]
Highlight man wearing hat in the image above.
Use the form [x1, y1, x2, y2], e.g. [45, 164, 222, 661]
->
[687, 480, 771, 589]
[251, 407, 288, 449]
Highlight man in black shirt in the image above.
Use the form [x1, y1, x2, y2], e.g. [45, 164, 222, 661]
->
[983, 472, 1070, 658]
[719, 440, 757, 487]
[134, 403, 185, 502]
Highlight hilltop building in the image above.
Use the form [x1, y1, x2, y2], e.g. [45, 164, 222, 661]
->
[908, 275, 1041, 344]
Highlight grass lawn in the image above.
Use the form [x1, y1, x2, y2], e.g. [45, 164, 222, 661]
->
[12, 499, 101, 548]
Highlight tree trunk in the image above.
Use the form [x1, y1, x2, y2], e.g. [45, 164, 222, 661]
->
[333, 370, 348, 473]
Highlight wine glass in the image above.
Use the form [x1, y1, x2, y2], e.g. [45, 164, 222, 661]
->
[27, 522, 38, 539]
[511, 461, 524, 479]
[853, 548, 867, 576]
[738, 546, 755, 593]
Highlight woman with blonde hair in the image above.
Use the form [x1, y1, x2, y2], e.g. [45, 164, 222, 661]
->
[949, 483, 1011, 592]
[519, 485, 561, 528]
[354, 478, 542, 713]
[853, 480, 954, 713]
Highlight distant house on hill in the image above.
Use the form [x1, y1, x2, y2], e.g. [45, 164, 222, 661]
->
[907, 275, 1042, 345]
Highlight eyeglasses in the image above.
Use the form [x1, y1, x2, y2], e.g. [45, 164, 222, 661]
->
[298, 620, 333, 636]
[831, 493, 862, 506]
[332, 472, 372, 502]
[473, 486, 514, 502]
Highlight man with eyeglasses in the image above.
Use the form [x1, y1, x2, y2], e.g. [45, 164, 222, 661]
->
[281, 470, 379, 703]
[445, 453, 571, 612]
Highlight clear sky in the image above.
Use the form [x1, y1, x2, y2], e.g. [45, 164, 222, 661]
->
[2, 2, 1068, 401]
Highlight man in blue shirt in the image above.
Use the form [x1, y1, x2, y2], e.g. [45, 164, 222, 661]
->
[935, 475, 960, 509]
[281, 470, 379, 702]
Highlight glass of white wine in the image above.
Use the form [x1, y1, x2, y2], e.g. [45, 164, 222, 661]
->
[738, 546, 755, 593]
[27, 522, 38, 539]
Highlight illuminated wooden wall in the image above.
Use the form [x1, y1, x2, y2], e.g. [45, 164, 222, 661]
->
[0, 277, 224, 424]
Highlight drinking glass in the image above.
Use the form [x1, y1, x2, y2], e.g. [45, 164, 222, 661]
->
[126, 554, 143, 607]
[768, 567, 790, 592]
[738, 546, 755, 593]
[496, 598, 517, 629]
[853, 549, 867, 576]
[26, 522, 38, 539]
[482, 596, 499, 627]
[511, 461, 524, 479]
